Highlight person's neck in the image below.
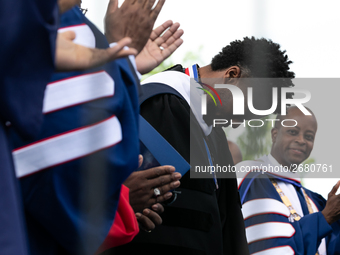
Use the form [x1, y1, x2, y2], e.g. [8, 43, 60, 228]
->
[270, 152, 281, 164]
[198, 65, 212, 78]
[198, 65, 225, 86]
[198, 65, 225, 126]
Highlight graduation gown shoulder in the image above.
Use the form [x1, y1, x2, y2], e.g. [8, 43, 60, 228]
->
[237, 158, 340, 255]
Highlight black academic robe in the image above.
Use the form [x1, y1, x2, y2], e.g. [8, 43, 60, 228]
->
[106, 66, 249, 255]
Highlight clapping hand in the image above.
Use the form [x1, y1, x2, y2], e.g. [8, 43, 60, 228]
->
[105, 0, 165, 53]
[322, 180, 340, 224]
[56, 31, 137, 71]
[136, 20, 184, 74]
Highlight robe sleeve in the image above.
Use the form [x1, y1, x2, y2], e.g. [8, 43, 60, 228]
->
[0, 0, 58, 139]
[12, 7, 140, 255]
[305, 189, 340, 255]
[239, 175, 333, 255]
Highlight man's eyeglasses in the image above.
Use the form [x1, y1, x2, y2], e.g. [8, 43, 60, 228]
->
[79, 7, 88, 15]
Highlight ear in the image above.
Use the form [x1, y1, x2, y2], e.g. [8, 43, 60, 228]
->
[271, 128, 278, 143]
[223, 66, 241, 84]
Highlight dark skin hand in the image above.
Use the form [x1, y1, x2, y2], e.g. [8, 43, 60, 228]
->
[124, 155, 181, 213]
[322, 180, 340, 225]
[105, 0, 165, 53]
[56, 32, 137, 72]
[136, 203, 164, 231]
[56, 1, 137, 72]
[136, 20, 184, 74]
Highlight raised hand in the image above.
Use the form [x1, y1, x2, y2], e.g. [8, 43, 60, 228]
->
[136, 20, 184, 74]
[105, 0, 165, 53]
[55, 31, 137, 71]
[124, 155, 181, 213]
[322, 180, 340, 224]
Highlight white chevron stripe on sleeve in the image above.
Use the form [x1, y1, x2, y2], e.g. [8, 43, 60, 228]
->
[58, 24, 95, 48]
[246, 222, 295, 244]
[43, 71, 114, 114]
[242, 198, 290, 220]
[13, 116, 122, 178]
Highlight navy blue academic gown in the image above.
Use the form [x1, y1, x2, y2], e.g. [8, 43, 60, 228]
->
[10, 7, 140, 255]
[237, 156, 340, 255]
[0, 0, 58, 254]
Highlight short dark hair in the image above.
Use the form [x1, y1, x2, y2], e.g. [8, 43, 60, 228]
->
[211, 37, 295, 113]
[211, 37, 295, 79]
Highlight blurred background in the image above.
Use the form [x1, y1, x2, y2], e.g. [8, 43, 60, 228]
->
[81, 0, 340, 198]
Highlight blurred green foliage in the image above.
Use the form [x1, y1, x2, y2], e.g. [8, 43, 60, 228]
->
[236, 116, 274, 160]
